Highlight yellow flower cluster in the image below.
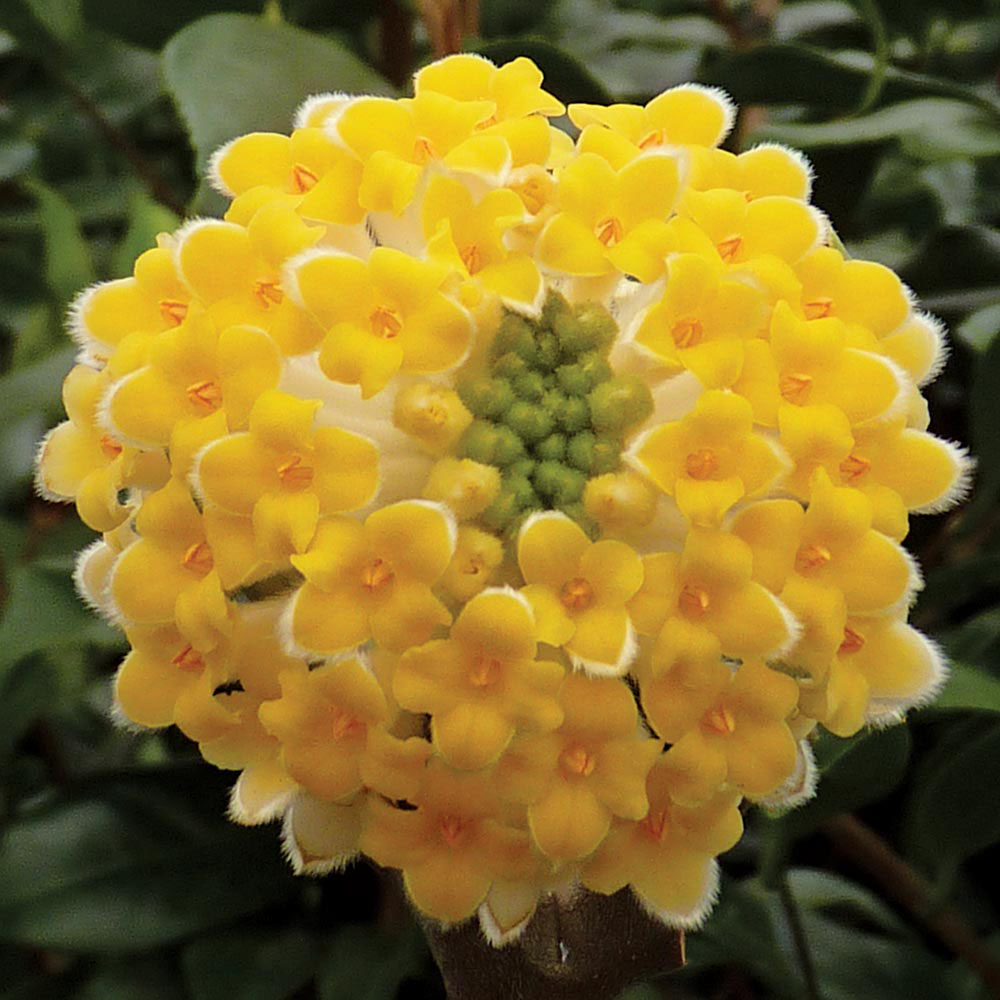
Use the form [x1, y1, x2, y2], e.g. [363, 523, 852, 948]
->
[37, 54, 969, 939]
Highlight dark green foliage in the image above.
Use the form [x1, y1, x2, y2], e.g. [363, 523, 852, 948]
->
[1, 1, 1000, 998]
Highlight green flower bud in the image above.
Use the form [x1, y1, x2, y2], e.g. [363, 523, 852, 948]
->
[535, 331, 561, 370]
[558, 396, 591, 433]
[458, 376, 515, 419]
[493, 425, 527, 465]
[541, 291, 573, 331]
[480, 488, 521, 532]
[588, 375, 654, 432]
[566, 431, 596, 471]
[512, 370, 546, 402]
[458, 420, 500, 464]
[494, 351, 530, 381]
[533, 461, 586, 505]
[505, 400, 555, 443]
[536, 432, 567, 462]
[493, 313, 536, 362]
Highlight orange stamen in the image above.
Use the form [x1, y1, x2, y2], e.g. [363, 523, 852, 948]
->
[642, 807, 669, 841]
[362, 558, 394, 592]
[277, 454, 314, 489]
[459, 244, 483, 276]
[171, 644, 204, 671]
[291, 162, 319, 193]
[685, 448, 718, 481]
[839, 626, 866, 655]
[560, 743, 596, 777]
[560, 577, 594, 611]
[439, 814, 467, 845]
[779, 372, 813, 405]
[159, 299, 188, 326]
[703, 704, 736, 734]
[182, 541, 214, 575]
[476, 113, 498, 130]
[469, 655, 502, 688]
[254, 280, 284, 308]
[595, 216, 623, 247]
[804, 297, 833, 320]
[412, 136, 436, 164]
[679, 583, 710, 618]
[638, 128, 667, 150]
[717, 236, 743, 262]
[369, 305, 402, 340]
[795, 543, 831, 573]
[185, 379, 223, 412]
[99, 434, 123, 460]
[331, 709, 364, 741]
[839, 453, 871, 484]
[671, 317, 703, 349]
[517, 179, 545, 215]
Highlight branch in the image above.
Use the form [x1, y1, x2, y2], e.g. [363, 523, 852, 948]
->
[823, 814, 1000, 999]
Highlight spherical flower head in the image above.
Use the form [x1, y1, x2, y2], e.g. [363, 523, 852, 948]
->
[34, 50, 964, 946]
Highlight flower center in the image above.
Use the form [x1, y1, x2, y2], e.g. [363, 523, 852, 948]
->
[638, 128, 667, 150]
[560, 576, 594, 610]
[171, 644, 204, 671]
[679, 583, 710, 617]
[369, 305, 402, 340]
[595, 216, 623, 247]
[717, 235, 743, 262]
[779, 372, 813, 405]
[253, 280, 284, 308]
[839, 453, 871, 484]
[703, 704, 736, 734]
[438, 815, 468, 846]
[331, 709, 364, 741]
[795, 543, 832, 573]
[361, 557, 394, 592]
[99, 434, 123, 460]
[469, 654, 503, 688]
[159, 299, 188, 326]
[182, 541, 214, 575]
[804, 297, 833, 320]
[671, 316, 703, 349]
[460, 244, 483, 275]
[515, 178, 545, 214]
[412, 136, 436, 164]
[685, 448, 718, 480]
[839, 626, 866, 654]
[560, 743, 596, 777]
[642, 806, 669, 841]
[291, 162, 319, 193]
[277, 454, 314, 489]
[186, 379, 223, 413]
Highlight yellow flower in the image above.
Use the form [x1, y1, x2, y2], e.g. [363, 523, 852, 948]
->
[393, 587, 564, 769]
[194, 389, 379, 561]
[582, 753, 743, 927]
[630, 252, 769, 387]
[498, 672, 661, 862]
[361, 759, 534, 922]
[628, 528, 797, 661]
[288, 247, 472, 398]
[517, 511, 644, 674]
[687, 143, 813, 201]
[259, 658, 389, 801]
[630, 389, 788, 525]
[536, 151, 683, 281]
[288, 500, 456, 656]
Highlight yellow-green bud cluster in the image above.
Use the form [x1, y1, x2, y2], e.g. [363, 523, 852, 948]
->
[457, 293, 652, 532]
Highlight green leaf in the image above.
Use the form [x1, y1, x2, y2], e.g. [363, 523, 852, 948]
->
[0, 564, 125, 677]
[75, 955, 186, 1000]
[0, 765, 299, 951]
[22, 180, 95, 303]
[318, 923, 427, 1000]
[182, 924, 320, 1000]
[474, 39, 611, 104]
[787, 868, 909, 936]
[0, 658, 58, 765]
[0, 139, 36, 180]
[751, 98, 1000, 161]
[964, 322, 1000, 530]
[82, 0, 265, 50]
[956, 302, 1000, 353]
[905, 721, 1000, 874]
[162, 13, 391, 173]
[109, 191, 180, 279]
[0, 346, 74, 424]
[933, 662, 1000, 714]
[758, 726, 911, 882]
